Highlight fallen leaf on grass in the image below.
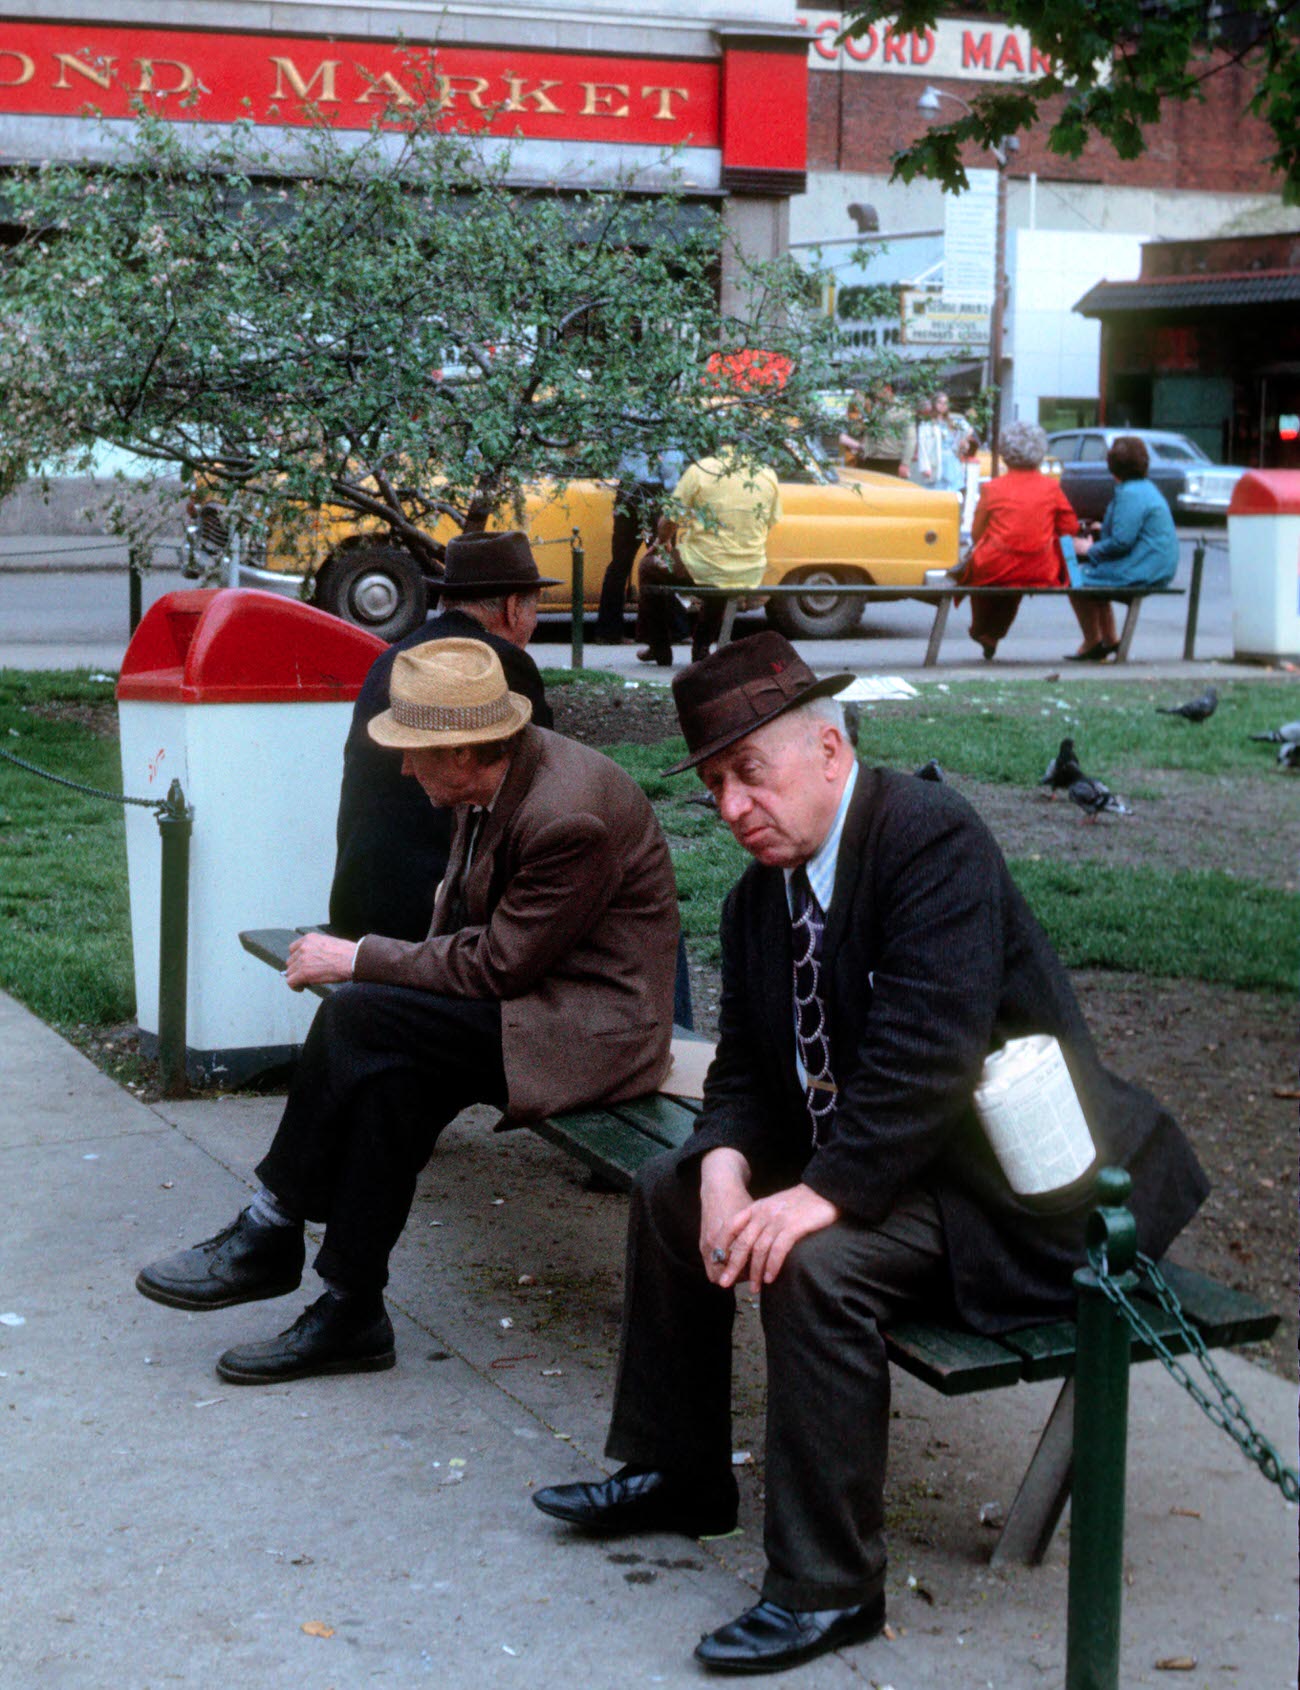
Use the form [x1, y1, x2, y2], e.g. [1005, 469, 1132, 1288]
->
[301, 1621, 335, 1638]
[1154, 1657, 1196, 1672]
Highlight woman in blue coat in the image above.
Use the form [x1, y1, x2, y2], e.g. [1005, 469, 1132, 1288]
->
[1068, 435, 1180, 660]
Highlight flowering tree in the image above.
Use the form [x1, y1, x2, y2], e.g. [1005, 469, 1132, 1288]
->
[1, 80, 837, 631]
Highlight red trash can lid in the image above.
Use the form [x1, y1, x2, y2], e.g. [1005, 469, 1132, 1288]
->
[117, 589, 387, 703]
[1228, 470, 1300, 518]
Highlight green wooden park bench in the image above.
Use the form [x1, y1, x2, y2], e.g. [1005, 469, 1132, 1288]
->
[240, 925, 1278, 1567]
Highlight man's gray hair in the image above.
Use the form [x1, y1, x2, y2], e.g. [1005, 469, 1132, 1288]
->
[788, 695, 847, 737]
[1000, 421, 1048, 470]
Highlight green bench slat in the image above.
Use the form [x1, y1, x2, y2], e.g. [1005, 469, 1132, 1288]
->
[884, 1320, 1023, 1395]
[1155, 1261, 1279, 1348]
[604, 1093, 701, 1150]
[530, 1109, 668, 1193]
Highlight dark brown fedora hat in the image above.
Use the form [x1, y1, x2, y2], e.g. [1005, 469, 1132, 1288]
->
[438, 529, 561, 596]
[663, 632, 854, 775]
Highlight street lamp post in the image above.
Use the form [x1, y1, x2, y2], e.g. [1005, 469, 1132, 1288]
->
[917, 85, 1018, 476]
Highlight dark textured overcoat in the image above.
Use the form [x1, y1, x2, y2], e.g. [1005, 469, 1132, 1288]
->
[685, 765, 1209, 1333]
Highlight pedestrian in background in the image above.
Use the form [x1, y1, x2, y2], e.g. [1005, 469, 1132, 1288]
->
[962, 421, 1078, 660]
[1067, 435, 1180, 661]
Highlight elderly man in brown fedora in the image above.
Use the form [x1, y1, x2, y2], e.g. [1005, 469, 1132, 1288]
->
[533, 631, 1208, 1675]
[330, 529, 559, 945]
[136, 639, 679, 1384]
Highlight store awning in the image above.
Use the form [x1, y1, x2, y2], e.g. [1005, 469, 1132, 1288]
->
[1074, 269, 1300, 317]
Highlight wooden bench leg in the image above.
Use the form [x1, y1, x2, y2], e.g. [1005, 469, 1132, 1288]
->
[1113, 599, 1142, 663]
[924, 594, 954, 667]
[988, 1377, 1075, 1567]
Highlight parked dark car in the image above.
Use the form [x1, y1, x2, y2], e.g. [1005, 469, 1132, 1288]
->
[1046, 428, 1245, 524]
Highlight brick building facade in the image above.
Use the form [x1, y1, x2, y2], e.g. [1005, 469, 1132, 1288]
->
[790, 10, 1290, 457]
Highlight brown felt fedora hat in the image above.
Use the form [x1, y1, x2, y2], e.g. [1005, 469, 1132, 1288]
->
[369, 637, 533, 750]
[663, 632, 854, 775]
[438, 529, 561, 596]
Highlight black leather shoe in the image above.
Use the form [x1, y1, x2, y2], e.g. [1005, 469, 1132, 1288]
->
[694, 1595, 886, 1674]
[135, 1209, 304, 1311]
[215, 1291, 395, 1385]
[1065, 641, 1110, 663]
[531, 1465, 738, 1538]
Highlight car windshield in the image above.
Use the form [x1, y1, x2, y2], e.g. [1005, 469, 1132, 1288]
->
[1150, 438, 1210, 464]
[779, 437, 837, 485]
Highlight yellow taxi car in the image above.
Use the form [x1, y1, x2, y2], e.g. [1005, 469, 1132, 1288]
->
[189, 447, 959, 642]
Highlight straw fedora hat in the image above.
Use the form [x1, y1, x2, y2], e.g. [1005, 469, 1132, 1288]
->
[368, 638, 533, 750]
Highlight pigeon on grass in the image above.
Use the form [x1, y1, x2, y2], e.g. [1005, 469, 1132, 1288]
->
[913, 759, 946, 783]
[1039, 737, 1084, 799]
[1068, 777, 1130, 823]
[1250, 721, 1300, 745]
[1157, 687, 1217, 723]
[1278, 742, 1300, 770]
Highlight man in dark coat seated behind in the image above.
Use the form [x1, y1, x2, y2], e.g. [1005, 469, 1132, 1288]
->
[533, 632, 1209, 1677]
[329, 529, 558, 943]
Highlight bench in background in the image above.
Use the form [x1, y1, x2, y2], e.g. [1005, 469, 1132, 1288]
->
[646, 581, 1191, 666]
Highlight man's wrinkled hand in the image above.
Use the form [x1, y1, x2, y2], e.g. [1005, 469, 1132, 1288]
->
[285, 933, 358, 991]
[698, 1149, 753, 1286]
[716, 1183, 840, 1293]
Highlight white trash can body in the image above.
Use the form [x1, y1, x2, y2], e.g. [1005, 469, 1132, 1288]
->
[1227, 471, 1300, 662]
[117, 589, 384, 1082]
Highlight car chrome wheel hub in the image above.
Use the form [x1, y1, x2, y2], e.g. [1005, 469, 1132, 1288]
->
[350, 570, 401, 623]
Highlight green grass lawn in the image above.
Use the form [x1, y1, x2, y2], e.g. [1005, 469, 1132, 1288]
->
[0, 671, 135, 1028]
[1, 670, 1295, 1045]
[603, 677, 1300, 992]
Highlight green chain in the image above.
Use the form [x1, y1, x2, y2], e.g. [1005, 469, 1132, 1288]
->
[0, 748, 171, 813]
[1090, 1246, 1299, 1504]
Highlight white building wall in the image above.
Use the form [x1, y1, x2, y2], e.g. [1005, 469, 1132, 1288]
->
[1006, 228, 1146, 425]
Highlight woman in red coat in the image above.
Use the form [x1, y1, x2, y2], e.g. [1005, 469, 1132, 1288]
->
[965, 421, 1078, 658]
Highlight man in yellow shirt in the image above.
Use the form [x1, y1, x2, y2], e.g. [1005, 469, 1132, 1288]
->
[636, 451, 782, 664]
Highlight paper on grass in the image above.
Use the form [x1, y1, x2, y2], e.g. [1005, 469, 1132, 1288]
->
[973, 1034, 1097, 1198]
[835, 676, 918, 703]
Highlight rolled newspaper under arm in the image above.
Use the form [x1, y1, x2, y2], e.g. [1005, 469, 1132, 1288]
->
[973, 1034, 1098, 1200]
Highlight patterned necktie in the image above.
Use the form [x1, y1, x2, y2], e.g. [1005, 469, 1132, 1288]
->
[443, 807, 485, 933]
[790, 865, 836, 1146]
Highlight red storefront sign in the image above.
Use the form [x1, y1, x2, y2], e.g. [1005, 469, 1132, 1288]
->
[0, 20, 729, 148]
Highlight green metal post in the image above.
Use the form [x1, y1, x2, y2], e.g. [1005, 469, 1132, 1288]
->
[1066, 1167, 1138, 1690]
[128, 546, 144, 636]
[1182, 539, 1206, 661]
[570, 528, 585, 671]
[155, 778, 193, 1098]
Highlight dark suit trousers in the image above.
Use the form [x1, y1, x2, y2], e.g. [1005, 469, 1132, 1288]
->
[256, 983, 506, 1295]
[597, 480, 664, 639]
[605, 1143, 948, 1609]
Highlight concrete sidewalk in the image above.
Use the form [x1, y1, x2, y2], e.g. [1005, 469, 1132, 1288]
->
[2, 988, 1296, 1689]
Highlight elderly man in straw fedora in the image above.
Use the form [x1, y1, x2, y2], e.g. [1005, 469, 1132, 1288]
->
[136, 639, 679, 1384]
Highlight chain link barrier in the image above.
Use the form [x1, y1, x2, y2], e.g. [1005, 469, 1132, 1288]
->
[0, 747, 183, 816]
[1090, 1244, 1299, 1503]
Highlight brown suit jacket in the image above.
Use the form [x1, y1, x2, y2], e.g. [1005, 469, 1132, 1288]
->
[354, 726, 679, 1122]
